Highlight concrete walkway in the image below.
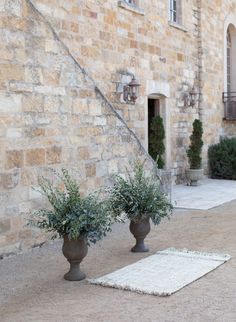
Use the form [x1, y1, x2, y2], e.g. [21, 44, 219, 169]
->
[172, 178, 236, 210]
[1, 200, 236, 322]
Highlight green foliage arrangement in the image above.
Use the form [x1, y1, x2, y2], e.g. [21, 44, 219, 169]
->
[208, 137, 236, 180]
[187, 119, 203, 169]
[149, 115, 165, 169]
[29, 169, 112, 245]
[108, 161, 173, 224]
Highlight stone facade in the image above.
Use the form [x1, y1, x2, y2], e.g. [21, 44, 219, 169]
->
[0, 0, 235, 255]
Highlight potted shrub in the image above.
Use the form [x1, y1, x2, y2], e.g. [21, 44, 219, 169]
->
[149, 115, 172, 195]
[149, 115, 165, 169]
[29, 169, 112, 281]
[186, 119, 204, 186]
[108, 162, 173, 252]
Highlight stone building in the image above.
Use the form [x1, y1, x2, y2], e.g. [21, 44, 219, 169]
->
[0, 0, 235, 255]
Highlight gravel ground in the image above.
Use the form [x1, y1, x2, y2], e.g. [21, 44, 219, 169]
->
[1, 201, 236, 322]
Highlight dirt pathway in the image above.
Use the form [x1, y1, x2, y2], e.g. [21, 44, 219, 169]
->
[1, 201, 236, 322]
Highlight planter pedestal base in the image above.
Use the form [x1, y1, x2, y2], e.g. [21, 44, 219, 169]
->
[64, 260, 86, 281]
[129, 219, 151, 253]
[131, 240, 149, 252]
[62, 236, 88, 281]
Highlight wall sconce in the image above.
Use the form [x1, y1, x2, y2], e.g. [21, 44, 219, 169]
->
[123, 76, 141, 104]
[183, 86, 198, 107]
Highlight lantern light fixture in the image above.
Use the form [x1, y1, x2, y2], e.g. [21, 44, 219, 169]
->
[123, 76, 141, 104]
[183, 86, 198, 107]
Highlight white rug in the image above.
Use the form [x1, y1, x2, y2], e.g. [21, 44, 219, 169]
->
[89, 248, 231, 296]
[172, 179, 236, 210]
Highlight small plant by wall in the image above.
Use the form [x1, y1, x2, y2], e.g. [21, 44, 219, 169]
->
[208, 137, 236, 180]
[149, 115, 165, 169]
[187, 119, 203, 169]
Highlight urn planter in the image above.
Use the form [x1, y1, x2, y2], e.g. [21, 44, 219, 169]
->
[186, 168, 204, 186]
[62, 235, 88, 281]
[28, 169, 112, 282]
[129, 218, 151, 252]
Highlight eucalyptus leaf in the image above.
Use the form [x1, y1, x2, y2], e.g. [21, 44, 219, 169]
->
[108, 161, 173, 224]
[28, 168, 112, 245]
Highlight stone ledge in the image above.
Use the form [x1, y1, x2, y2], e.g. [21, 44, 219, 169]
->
[118, 1, 144, 15]
[168, 21, 188, 32]
[223, 118, 236, 124]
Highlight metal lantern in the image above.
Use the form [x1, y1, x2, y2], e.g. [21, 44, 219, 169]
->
[123, 76, 141, 104]
[183, 86, 198, 107]
[189, 86, 198, 107]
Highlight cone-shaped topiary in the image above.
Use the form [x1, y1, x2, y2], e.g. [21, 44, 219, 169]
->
[187, 119, 203, 169]
[149, 115, 165, 169]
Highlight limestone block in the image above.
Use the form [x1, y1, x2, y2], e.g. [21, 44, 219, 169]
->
[0, 93, 21, 113]
[89, 146, 102, 160]
[5, 150, 24, 170]
[94, 117, 107, 126]
[45, 39, 60, 54]
[25, 127, 45, 138]
[77, 147, 89, 160]
[0, 63, 24, 82]
[18, 228, 32, 239]
[0, 169, 20, 189]
[0, 235, 7, 248]
[59, 96, 72, 113]
[72, 98, 89, 114]
[69, 135, 90, 146]
[34, 85, 52, 96]
[10, 216, 23, 232]
[25, 148, 45, 166]
[35, 115, 51, 125]
[46, 146, 62, 165]
[22, 93, 44, 112]
[5, 0, 22, 17]
[21, 168, 38, 186]
[112, 145, 127, 157]
[85, 163, 96, 177]
[0, 0, 5, 11]
[60, 68, 80, 87]
[108, 159, 118, 174]
[5, 205, 19, 217]
[6, 128, 22, 138]
[44, 96, 60, 113]
[29, 187, 42, 200]
[0, 218, 10, 233]
[9, 81, 34, 93]
[96, 161, 108, 177]
[25, 66, 43, 84]
[88, 100, 102, 116]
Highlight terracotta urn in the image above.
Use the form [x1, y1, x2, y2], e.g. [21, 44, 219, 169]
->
[129, 218, 151, 252]
[62, 235, 88, 281]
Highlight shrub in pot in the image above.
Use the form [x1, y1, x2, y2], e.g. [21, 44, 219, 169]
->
[149, 115, 165, 169]
[29, 169, 112, 281]
[186, 119, 204, 186]
[108, 162, 173, 252]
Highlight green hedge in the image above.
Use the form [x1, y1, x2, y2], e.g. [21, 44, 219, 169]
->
[208, 137, 236, 180]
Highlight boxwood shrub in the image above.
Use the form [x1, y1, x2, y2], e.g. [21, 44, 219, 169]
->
[208, 137, 236, 180]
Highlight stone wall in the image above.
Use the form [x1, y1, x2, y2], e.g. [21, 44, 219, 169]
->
[29, 0, 203, 179]
[0, 0, 236, 255]
[199, 1, 236, 162]
[0, 0, 157, 255]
